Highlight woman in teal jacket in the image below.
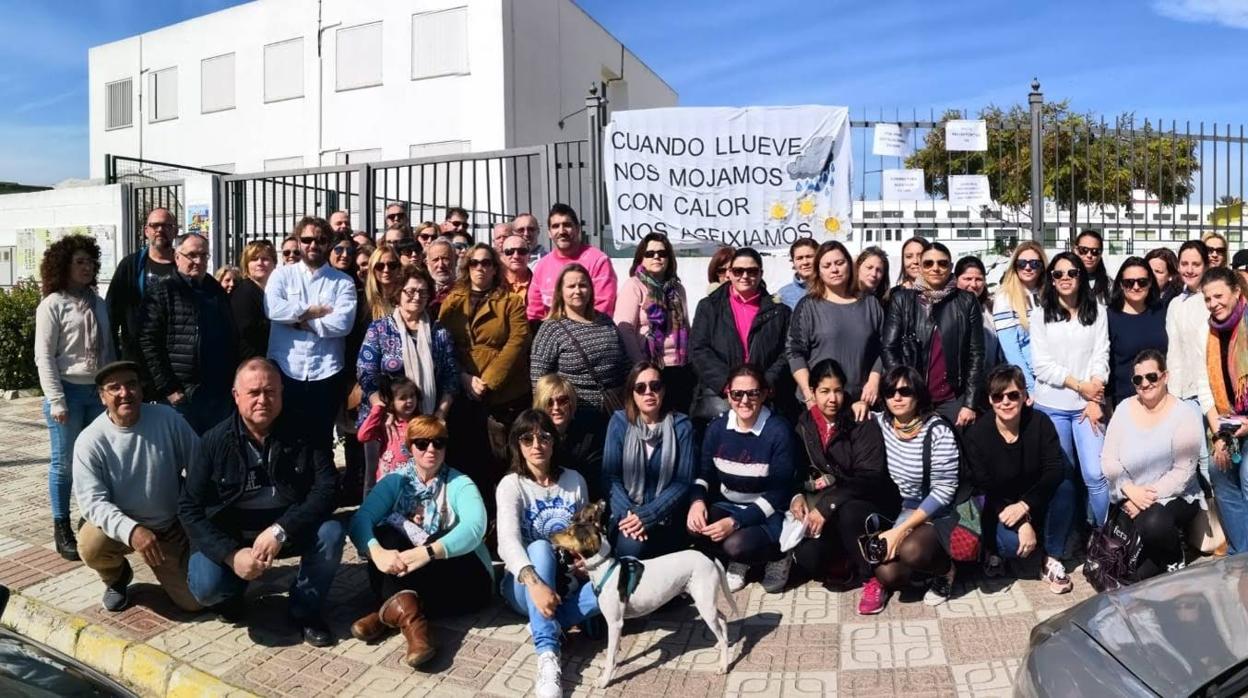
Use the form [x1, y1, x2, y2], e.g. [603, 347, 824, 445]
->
[347, 415, 492, 668]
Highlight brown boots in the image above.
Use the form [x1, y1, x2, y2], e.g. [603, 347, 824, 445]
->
[379, 590, 435, 667]
[349, 612, 388, 643]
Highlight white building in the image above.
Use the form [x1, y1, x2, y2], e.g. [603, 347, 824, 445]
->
[88, 0, 677, 179]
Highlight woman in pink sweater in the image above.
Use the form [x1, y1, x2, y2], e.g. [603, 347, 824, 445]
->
[614, 233, 693, 413]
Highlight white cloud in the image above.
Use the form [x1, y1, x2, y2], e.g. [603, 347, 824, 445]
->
[1152, 0, 1248, 29]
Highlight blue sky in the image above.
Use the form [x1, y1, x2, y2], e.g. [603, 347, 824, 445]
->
[1, 0, 1245, 185]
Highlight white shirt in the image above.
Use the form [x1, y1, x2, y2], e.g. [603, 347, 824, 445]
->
[1028, 304, 1110, 411]
[264, 262, 357, 381]
[1166, 289, 1213, 409]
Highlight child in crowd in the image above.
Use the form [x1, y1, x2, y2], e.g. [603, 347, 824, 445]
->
[358, 375, 421, 482]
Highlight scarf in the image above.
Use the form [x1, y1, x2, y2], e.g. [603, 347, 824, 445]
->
[914, 274, 957, 308]
[394, 309, 438, 416]
[1207, 298, 1248, 415]
[622, 412, 677, 505]
[71, 290, 108, 374]
[394, 465, 449, 537]
[808, 405, 839, 451]
[636, 270, 688, 367]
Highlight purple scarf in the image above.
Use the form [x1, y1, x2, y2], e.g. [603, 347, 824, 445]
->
[637, 270, 688, 367]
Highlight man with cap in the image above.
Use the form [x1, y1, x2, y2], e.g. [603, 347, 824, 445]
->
[1233, 249, 1248, 288]
[73, 360, 202, 613]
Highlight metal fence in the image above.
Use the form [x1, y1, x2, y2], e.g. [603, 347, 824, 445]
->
[106, 156, 232, 250]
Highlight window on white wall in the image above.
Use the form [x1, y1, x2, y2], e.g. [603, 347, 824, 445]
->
[409, 140, 470, 158]
[412, 8, 469, 79]
[149, 68, 178, 122]
[335, 148, 383, 165]
[201, 53, 235, 113]
[265, 38, 304, 102]
[265, 156, 304, 171]
[336, 22, 382, 91]
[105, 78, 133, 130]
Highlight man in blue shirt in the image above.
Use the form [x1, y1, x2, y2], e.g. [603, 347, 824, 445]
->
[777, 238, 818, 309]
[264, 216, 357, 447]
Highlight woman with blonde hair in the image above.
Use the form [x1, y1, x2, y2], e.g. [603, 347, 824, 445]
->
[992, 241, 1048, 390]
[214, 265, 241, 294]
[1203, 231, 1229, 269]
[365, 244, 404, 321]
[232, 240, 277, 359]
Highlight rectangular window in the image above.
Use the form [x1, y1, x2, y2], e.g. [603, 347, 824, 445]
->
[913, 210, 936, 218]
[994, 228, 1018, 238]
[1152, 213, 1172, 221]
[149, 67, 178, 122]
[409, 140, 471, 158]
[1128, 213, 1145, 220]
[264, 156, 304, 171]
[201, 53, 235, 113]
[864, 230, 874, 241]
[880, 210, 904, 218]
[1102, 212, 1117, 219]
[265, 38, 304, 103]
[955, 228, 983, 238]
[335, 148, 383, 165]
[412, 7, 469, 79]
[105, 78, 133, 130]
[861, 211, 878, 219]
[916, 228, 938, 238]
[946, 210, 969, 218]
[336, 22, 383, 91]
[1180, 214, 1200, 221]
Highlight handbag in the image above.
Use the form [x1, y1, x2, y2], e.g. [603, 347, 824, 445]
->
[555, 320, 625, 414]
[920, 417, 981, 562]
[1083, 505, 1143, 592]
[1188, 496, 1229, 556]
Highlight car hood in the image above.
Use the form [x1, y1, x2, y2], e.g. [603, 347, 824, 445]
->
[1063, 555, 1248, 696]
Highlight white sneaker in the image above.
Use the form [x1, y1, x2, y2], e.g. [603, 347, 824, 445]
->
[762, 555, 792, 594]
[534, 650, 561, 698]
[725, 562, 749, 592]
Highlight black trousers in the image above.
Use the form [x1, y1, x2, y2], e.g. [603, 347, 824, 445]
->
[792, 497, 900, 582]
[1133, 498, 1200, 580]
[366, 525, 494, 619]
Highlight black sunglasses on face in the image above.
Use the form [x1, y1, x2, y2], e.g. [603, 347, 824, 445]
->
[922, 259, 951, 270]
[332, 245, 353, 255]
[376, 261, 401, 272]
[282, 250, 301, 258]
[1015, 259, 1043, 272]
[884, 386, 915, 399]
[299, 236, 329, 245]
[467, 258, 495, 269]
[1120, 277, 1150, 290]
[502, 247, 529, 256]
[387, 213, 405, 221]
[1075, 245, 1102, 257]
[547, 395, 571, 408]
[519, 432, 554, 447]
[990, 389, 1023, 404]
[410, 438, 447, 452]
[729, 266, 761, 278]
[728, 388, 762, 402]
[633, 380, 664, 395]
[1132, 372, 1161, 387]
[1050, 268, 1080, 280]
[1208, 246, 1227, 255]
[642, 250, 669, 260]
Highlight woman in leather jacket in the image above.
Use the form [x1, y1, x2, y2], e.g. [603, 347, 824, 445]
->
[881, 242, 984, 426]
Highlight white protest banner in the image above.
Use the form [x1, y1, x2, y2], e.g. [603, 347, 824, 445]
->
[882, 169, 926, 201]
[948, 174, 992, 205]
[872, 123, 911, 157]
[603, 106, 853, 249]
[945, 119, 988, 151]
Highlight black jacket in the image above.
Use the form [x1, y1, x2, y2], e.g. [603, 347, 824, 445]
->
[881, 287, 985, 410]
[139, 272, 237, 400]
[178, 413, 338, 565]
[963, 406, 1065, 549]
[794, 409, 899, 515]
[689, 284, 792, 418]
[230, 277, 269, 360]
[105, 248, 175, 362]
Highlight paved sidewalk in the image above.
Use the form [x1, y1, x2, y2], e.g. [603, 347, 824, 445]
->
[0, 396, 1092, 697]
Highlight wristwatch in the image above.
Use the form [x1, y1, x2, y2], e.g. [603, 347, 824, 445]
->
[269, 524, 288, 544]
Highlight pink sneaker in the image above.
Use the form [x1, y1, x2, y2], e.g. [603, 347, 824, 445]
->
[857, 577, 888, 615]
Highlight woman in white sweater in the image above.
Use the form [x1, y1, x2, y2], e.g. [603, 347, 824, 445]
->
[1029, 252, 1110, 526]
[34, 234, 115, 561]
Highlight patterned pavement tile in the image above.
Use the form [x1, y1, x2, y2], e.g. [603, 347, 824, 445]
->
[940, 615, 1035, 663]
[225, 645, 370, 698]
[148, 618, 268, 676]
[731, 623, 839, 673]
[599, 618, 732, 674]
[936, 582, 1034, 619]
[0, 544, 81, 589]
[0, 533, 32, 558]
[383, 627, 524, 691]
[839, 666, 957, 697]
[337, 664, 453, 698]
[840, 620, 947, 670]
[741, 581, 839, 625]
[81, 583, 202, 642]
[951, 659, 1023, 698]
[724, 671, 837, 697]
[22, 564, 107, 613]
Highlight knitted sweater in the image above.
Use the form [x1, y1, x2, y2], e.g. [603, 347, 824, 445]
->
[529, 315, 628, 410]
[693, 408, 794, 528]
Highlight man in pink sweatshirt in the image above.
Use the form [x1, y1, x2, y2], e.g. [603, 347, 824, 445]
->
[526, 203, 618, 321]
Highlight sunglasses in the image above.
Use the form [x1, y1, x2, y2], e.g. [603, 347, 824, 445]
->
[728, 388, 763, 402]
[417, 233, 437, 242]
[546, 395, 571, 408]
[467, 258, 495, 269]
[990, 389, 1023, 404]
[386, 213, 406, 221]
[400, 287, 428, 299]
[502, 247, 529, 257]
[1015, 259, 1043, 272]
[1120, 277, 1150, 290]
[1208, 246, 1227, 255]
[282, 250, 301, 259]
[1050, 269, 1080, 280]
[922, 259, 952, 270]
[299, 236, 330, 245]
[519, 431, 554, 447]
[410, 437, 447, 452]
[1132, 371, 1162, 387]
[332, 244, 353, 255]
[884, 386, 916, 399]
[633, 380, 664, 395]
[1075, 245, 1102, 257]
[375, 260, 401, 272]
[729, 266, 761, 278]
[642, 250, 669, 260]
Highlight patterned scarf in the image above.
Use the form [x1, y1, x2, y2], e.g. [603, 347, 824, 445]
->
[636, 269, 688, 367]
[1207, 298, 1248, 415]
[914, 274, 957, 308]
[394, 465, 449, 537]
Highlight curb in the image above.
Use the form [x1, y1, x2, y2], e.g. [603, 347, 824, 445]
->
[0, 592, 256, 697]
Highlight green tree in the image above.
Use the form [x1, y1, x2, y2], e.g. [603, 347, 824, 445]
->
[0, 279, 40, 390]
[905, 102, 1200, 213]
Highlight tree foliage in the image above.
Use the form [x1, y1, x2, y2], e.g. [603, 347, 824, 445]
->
[0, 279, 40, 390]
[905, 102, 1200, 211]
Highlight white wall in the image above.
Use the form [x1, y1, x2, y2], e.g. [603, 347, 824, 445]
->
[0, 185, 129, 287]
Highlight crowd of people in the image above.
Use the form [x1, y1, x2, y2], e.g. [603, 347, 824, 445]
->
[31, 201, 1248, 696]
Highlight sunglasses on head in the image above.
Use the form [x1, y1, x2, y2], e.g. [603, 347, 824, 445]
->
[409, 437, 447, 452]
[884, 385, 915, 399]
[642, 250, 669, 260]
[1120, 277, 1150, 290]
[502, 246, 529, 257]
[467, 258, 495, 269]
[1015, 259, 1043, 272]
[922, 258, 951, 270]
[728, 388, 763, 402]
[990, 389, 1023, 404]
[1050, 268, 1080, 281]
[633, 380, 664, 395]
[1132, 371, 1161, 387]
[519, 431, 554, 447]
[1075, 245, 1102, 257]
[729, 266, 761, 278]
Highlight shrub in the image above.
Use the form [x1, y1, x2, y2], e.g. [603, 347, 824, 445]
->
[0, 279, 41, 390]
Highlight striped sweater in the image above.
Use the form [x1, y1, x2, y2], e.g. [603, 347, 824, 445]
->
[875, 412, 960, 517]
[693, 408, 795, 527]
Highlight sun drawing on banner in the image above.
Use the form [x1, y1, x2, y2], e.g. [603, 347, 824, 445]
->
[796, 195, 817, 219]
[769, 201, 790, 220]
[824, 216, 841, 234]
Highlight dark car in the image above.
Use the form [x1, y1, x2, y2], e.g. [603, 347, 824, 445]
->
[0, 586, 138, 697]
[1016, 554, 1248, 697]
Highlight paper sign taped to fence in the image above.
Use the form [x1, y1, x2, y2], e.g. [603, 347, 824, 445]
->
[603, 105, 853, 249]
[948, 175, 992, 205]
[882, 169, 926, 201]
[872, 124, 911, 157]
[16, 225, 117, 282]
[945, 119, 988, 151]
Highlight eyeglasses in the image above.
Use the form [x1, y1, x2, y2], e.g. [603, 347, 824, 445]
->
[467, 258, 495, 269]
[332, 245, 353, 255]
[989, 389, 1023, 404]
[1208, 246, 1227, 255]
[502, 247, 529, 257]
[642, 250, 669, 260]
[409, 438, 447, 452]
[514, 225, 539, 233]
[729, 266, 761, 278]
[1050, 269, 1080, 280]
[386, 213, 406, 221]
[401, 287, 428, 298]
[728, 388, 762, 402]
[375, 260, 401, 272]
[299, 236, 330, 246]
[281, 250, 301, 259]
[1119, 277, 1150, 290]
[633, 380, 664, 395]
[1015, 259, 1043, 272]
[546, 395, 571, 408]
[519, 431, 554, 447]
[1075, 245, 1102, 257]
[922, 258, 951, 270]
[101, 379, 140, 395]
[177, 251, 209, 261]
[147, 222, 177, 230]
[1132, 372, 1162, 387]
[884, 386, 916, 399]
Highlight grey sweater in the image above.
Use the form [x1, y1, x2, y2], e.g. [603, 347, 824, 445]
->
[73, 404, 200, 546]
[495, 469, 587, 578]
[787, 295, 884, 398]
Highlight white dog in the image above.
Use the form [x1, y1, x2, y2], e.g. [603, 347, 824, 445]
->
[550, 503, 738, 688]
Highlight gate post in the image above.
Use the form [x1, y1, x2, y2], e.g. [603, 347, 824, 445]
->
[1029, 79, 1044, 243]
[585, 84, 606, 248]
[359, 163, 374, 238]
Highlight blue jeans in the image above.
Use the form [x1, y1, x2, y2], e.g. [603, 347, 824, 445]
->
[501, 540, 600, 655]
[1209, 441, 1248, 555]
[1037, 404, 1108, 526]
[1182, 397, 1212, 482]
[995, 474, 1078, 560]
[44, 383, 104, 520]
[187, 520, 345, 619]
[173, 390, 232, 436]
